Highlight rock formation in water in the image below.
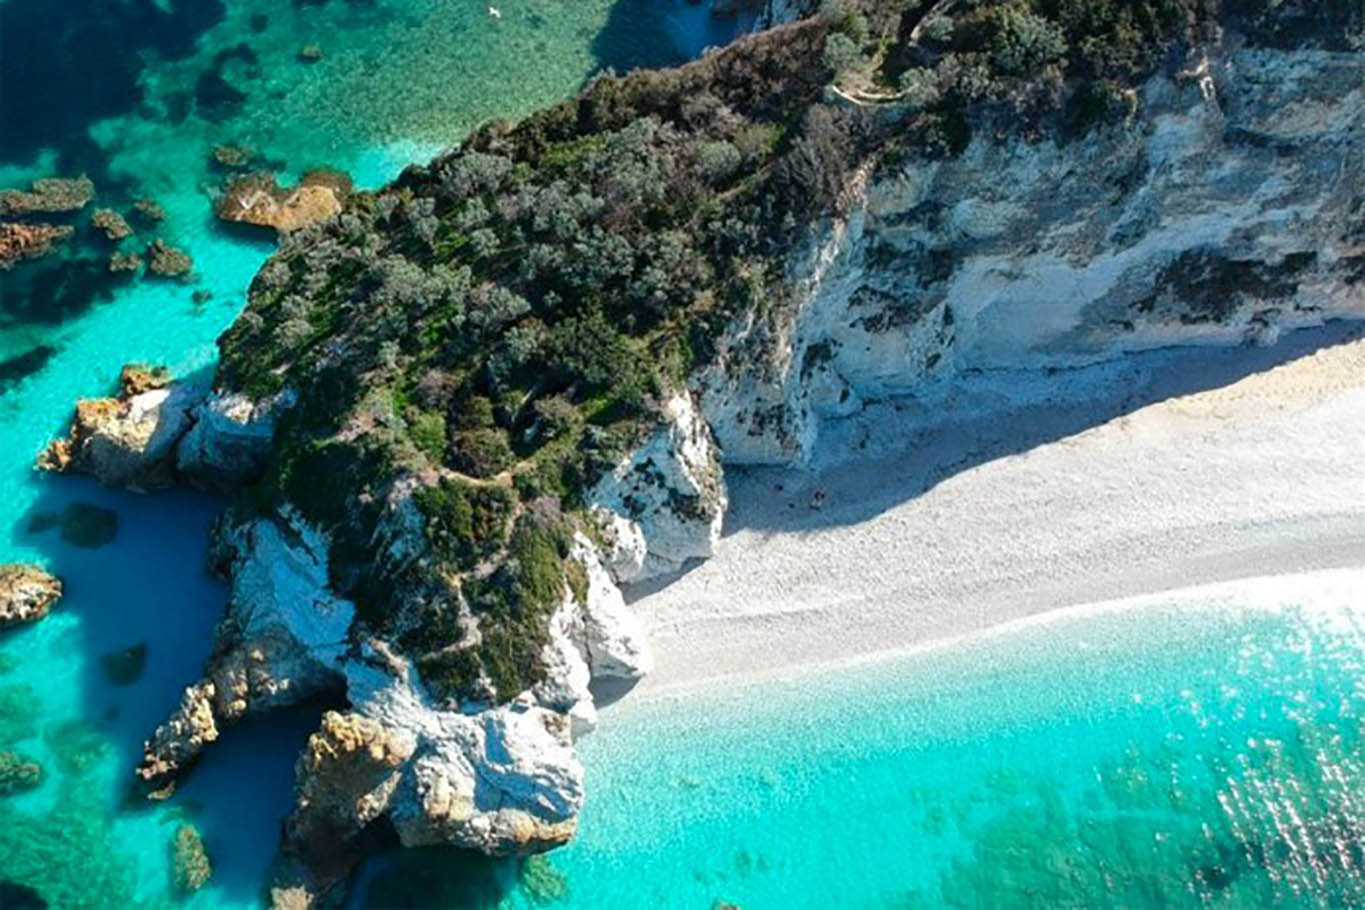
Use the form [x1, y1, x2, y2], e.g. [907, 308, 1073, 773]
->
[0, 222, 73, 270]
[90, 208, 133, 242]
[0, 177, 94, 217]
[0, 565, 61, 630]
[145, 239, 193, 279]
[34, 0, 1363, 903]
[214, 171, 352, 235]
[171, 824, 212, 893]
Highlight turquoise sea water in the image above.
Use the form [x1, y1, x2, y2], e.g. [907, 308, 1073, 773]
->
[1, 3, 1362, 908]
[492, 576, 1365, 910]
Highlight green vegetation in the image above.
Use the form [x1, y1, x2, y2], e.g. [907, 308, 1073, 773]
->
[216, 0, 1354, 705]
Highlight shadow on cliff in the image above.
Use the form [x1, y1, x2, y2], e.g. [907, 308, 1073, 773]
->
[345, 843, 519, 910]
[718, 320, 1365, 538]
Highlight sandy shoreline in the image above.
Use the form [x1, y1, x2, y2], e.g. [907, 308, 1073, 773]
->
[625, 323, 1365, 697]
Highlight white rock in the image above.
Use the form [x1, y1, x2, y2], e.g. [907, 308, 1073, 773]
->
[696, 46, 1365, 465]
[589, 392, 727, 580]
[571, 536, 652, 680]
[176, 390, 294, 491]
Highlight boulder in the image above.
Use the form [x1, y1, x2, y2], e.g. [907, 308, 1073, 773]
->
[37, 371, 197, 492]
[0, 565, 61, 630]
[215, 171, 352, 235]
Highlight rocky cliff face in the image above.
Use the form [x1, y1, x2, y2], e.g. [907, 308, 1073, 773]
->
[34, 1, 1363, 903]
[699, 42, 1365, 462]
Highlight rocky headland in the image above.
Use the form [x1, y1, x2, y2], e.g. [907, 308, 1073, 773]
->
[34, 0, 1363, 903]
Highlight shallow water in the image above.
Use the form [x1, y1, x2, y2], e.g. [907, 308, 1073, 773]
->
[478, 573, 1364, 909]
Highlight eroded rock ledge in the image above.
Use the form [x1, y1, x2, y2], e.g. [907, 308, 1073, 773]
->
[34, 0, 1363, 904]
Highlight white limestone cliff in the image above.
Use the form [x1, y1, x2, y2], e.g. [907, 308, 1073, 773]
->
[697, 44, 1365, 463]
[588, 391, 728, 582]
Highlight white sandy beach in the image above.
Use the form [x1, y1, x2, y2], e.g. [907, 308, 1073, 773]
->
[628, 324, 1365, 695]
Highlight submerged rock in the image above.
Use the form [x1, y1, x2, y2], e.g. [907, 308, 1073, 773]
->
[131, 197, 166, 225]
[211, 143, 256, 171]
[0, 750, 43, 794]
[145, 238, 193, 279]
[171, 824, 212, 893]
[108, 252, 143, 274]
[215, 170, 352, 235]
[0, 222, 73, 270]
[518, 855, 567, 904]
[0, 565, 61, 630]
[0, 880, 46, 910]
[0, 177, 94, 216]
[58, 503, 118, 548]
[99, 643, 147, 686]
[90, 208, 133, 241]
[297, 44, 323, 63]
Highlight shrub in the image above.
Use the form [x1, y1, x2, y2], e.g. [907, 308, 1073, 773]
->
[409, 410, 448, 462]
[415, 477, 516, 569]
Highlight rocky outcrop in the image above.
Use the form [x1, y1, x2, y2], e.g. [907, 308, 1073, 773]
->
[215, 171, 352, 235]
[0, 221, 73, 269]
[588, 392, 727, 582]
[0, 565, 61, 630]
[175, 390, 296, 492]
[0, 177, 94, 216]
[138, 511, 350, 785]
[134, 496, 651, 900]
[39, 366, 290, 494]
[698, 44, 1365, 463]
[569, 536, 652, 680]
[283, 710, 415, 878]
[38, 366, 195, 492]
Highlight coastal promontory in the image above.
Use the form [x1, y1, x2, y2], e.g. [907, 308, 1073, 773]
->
[33, 0, 1363, 903]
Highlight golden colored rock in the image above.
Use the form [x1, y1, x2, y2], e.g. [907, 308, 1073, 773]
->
[215, 170, 352, 235]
